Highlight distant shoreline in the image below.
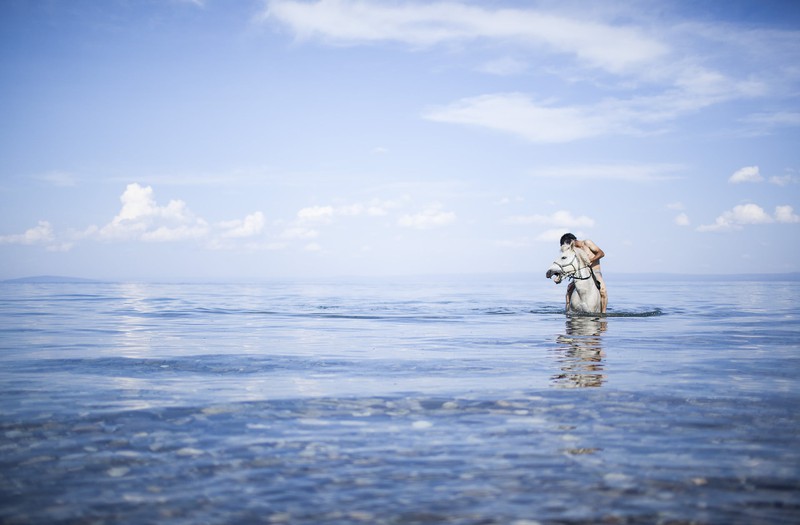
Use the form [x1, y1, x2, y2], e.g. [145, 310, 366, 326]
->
[3, 273, 800, 284]
[1, 276, 107, 284]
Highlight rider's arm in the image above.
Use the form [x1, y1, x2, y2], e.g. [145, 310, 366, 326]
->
[578, 239, 605, 266]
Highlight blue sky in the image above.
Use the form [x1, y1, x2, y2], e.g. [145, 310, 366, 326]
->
[1, 0, 799, 281]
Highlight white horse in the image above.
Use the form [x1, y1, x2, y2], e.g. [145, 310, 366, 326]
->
[546, 243, 602, 314]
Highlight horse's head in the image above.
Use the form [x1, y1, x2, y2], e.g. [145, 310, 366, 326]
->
[546, 243, 584, 284]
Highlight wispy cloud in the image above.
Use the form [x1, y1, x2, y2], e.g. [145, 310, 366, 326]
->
[263, 0, 667, 74]
[530, 163, 683, 182]
[740, 111, 800, 136]
[265, 1, 786, 144]
[424, 77, 760, 143]
[477, 57, 528, 76]
[36, 171, 78, 187]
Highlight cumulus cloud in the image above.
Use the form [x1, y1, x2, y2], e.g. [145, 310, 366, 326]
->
[726, 166, 800, 186]
[398, 204, 456, 229]
[697, 203, 799, 232]
[88, 183, 209, 242]
[219, 212, 266, 239]
[2, 183, 275, 252]
[775, 205, 800, 224]
[0, 220, 56, 245]
[0, 220, 73, 252]
[75, 183, 268, 249]
[728, 166, 762, 184]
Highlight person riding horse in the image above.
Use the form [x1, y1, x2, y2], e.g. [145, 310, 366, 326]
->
[560, 233, 607, 314]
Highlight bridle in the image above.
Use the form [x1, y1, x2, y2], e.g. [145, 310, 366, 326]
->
[554, 250, 593, 281]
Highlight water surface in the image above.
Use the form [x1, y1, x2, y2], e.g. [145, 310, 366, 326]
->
[1, 276, 798, 524]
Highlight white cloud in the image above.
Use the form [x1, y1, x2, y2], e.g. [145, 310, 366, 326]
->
[91, 183, 209, 242]
[728, 166, 762, 184]
[697, 203, 800, 232]
[0, 220, 56, 245]
[77, 183, 274, 250]
[666, 202, 684, 211]
[398, 205, 456, 229]
[264, 0, 666, 74]
[674, 213, 690, 226]
[775, 205, 800, 224]
[219, 212, 266, 239]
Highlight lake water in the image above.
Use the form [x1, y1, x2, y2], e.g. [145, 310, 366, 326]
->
[1, 276, 799, 524]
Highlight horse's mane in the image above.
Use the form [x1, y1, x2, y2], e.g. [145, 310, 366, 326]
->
[562, 241, 591, 266]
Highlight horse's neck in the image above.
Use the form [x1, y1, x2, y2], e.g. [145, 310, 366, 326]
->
[569, 271, 601, 313]
[572, 270, 598, 299]
[572, 274, 594, 293]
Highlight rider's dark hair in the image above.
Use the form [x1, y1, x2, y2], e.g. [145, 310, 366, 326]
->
[560, 233, 577, 246]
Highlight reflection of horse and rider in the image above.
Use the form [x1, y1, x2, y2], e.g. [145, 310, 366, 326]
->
[552, 316, 608, 388]
[546, 233, 610, 387]
[546, 233, 608, 314]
